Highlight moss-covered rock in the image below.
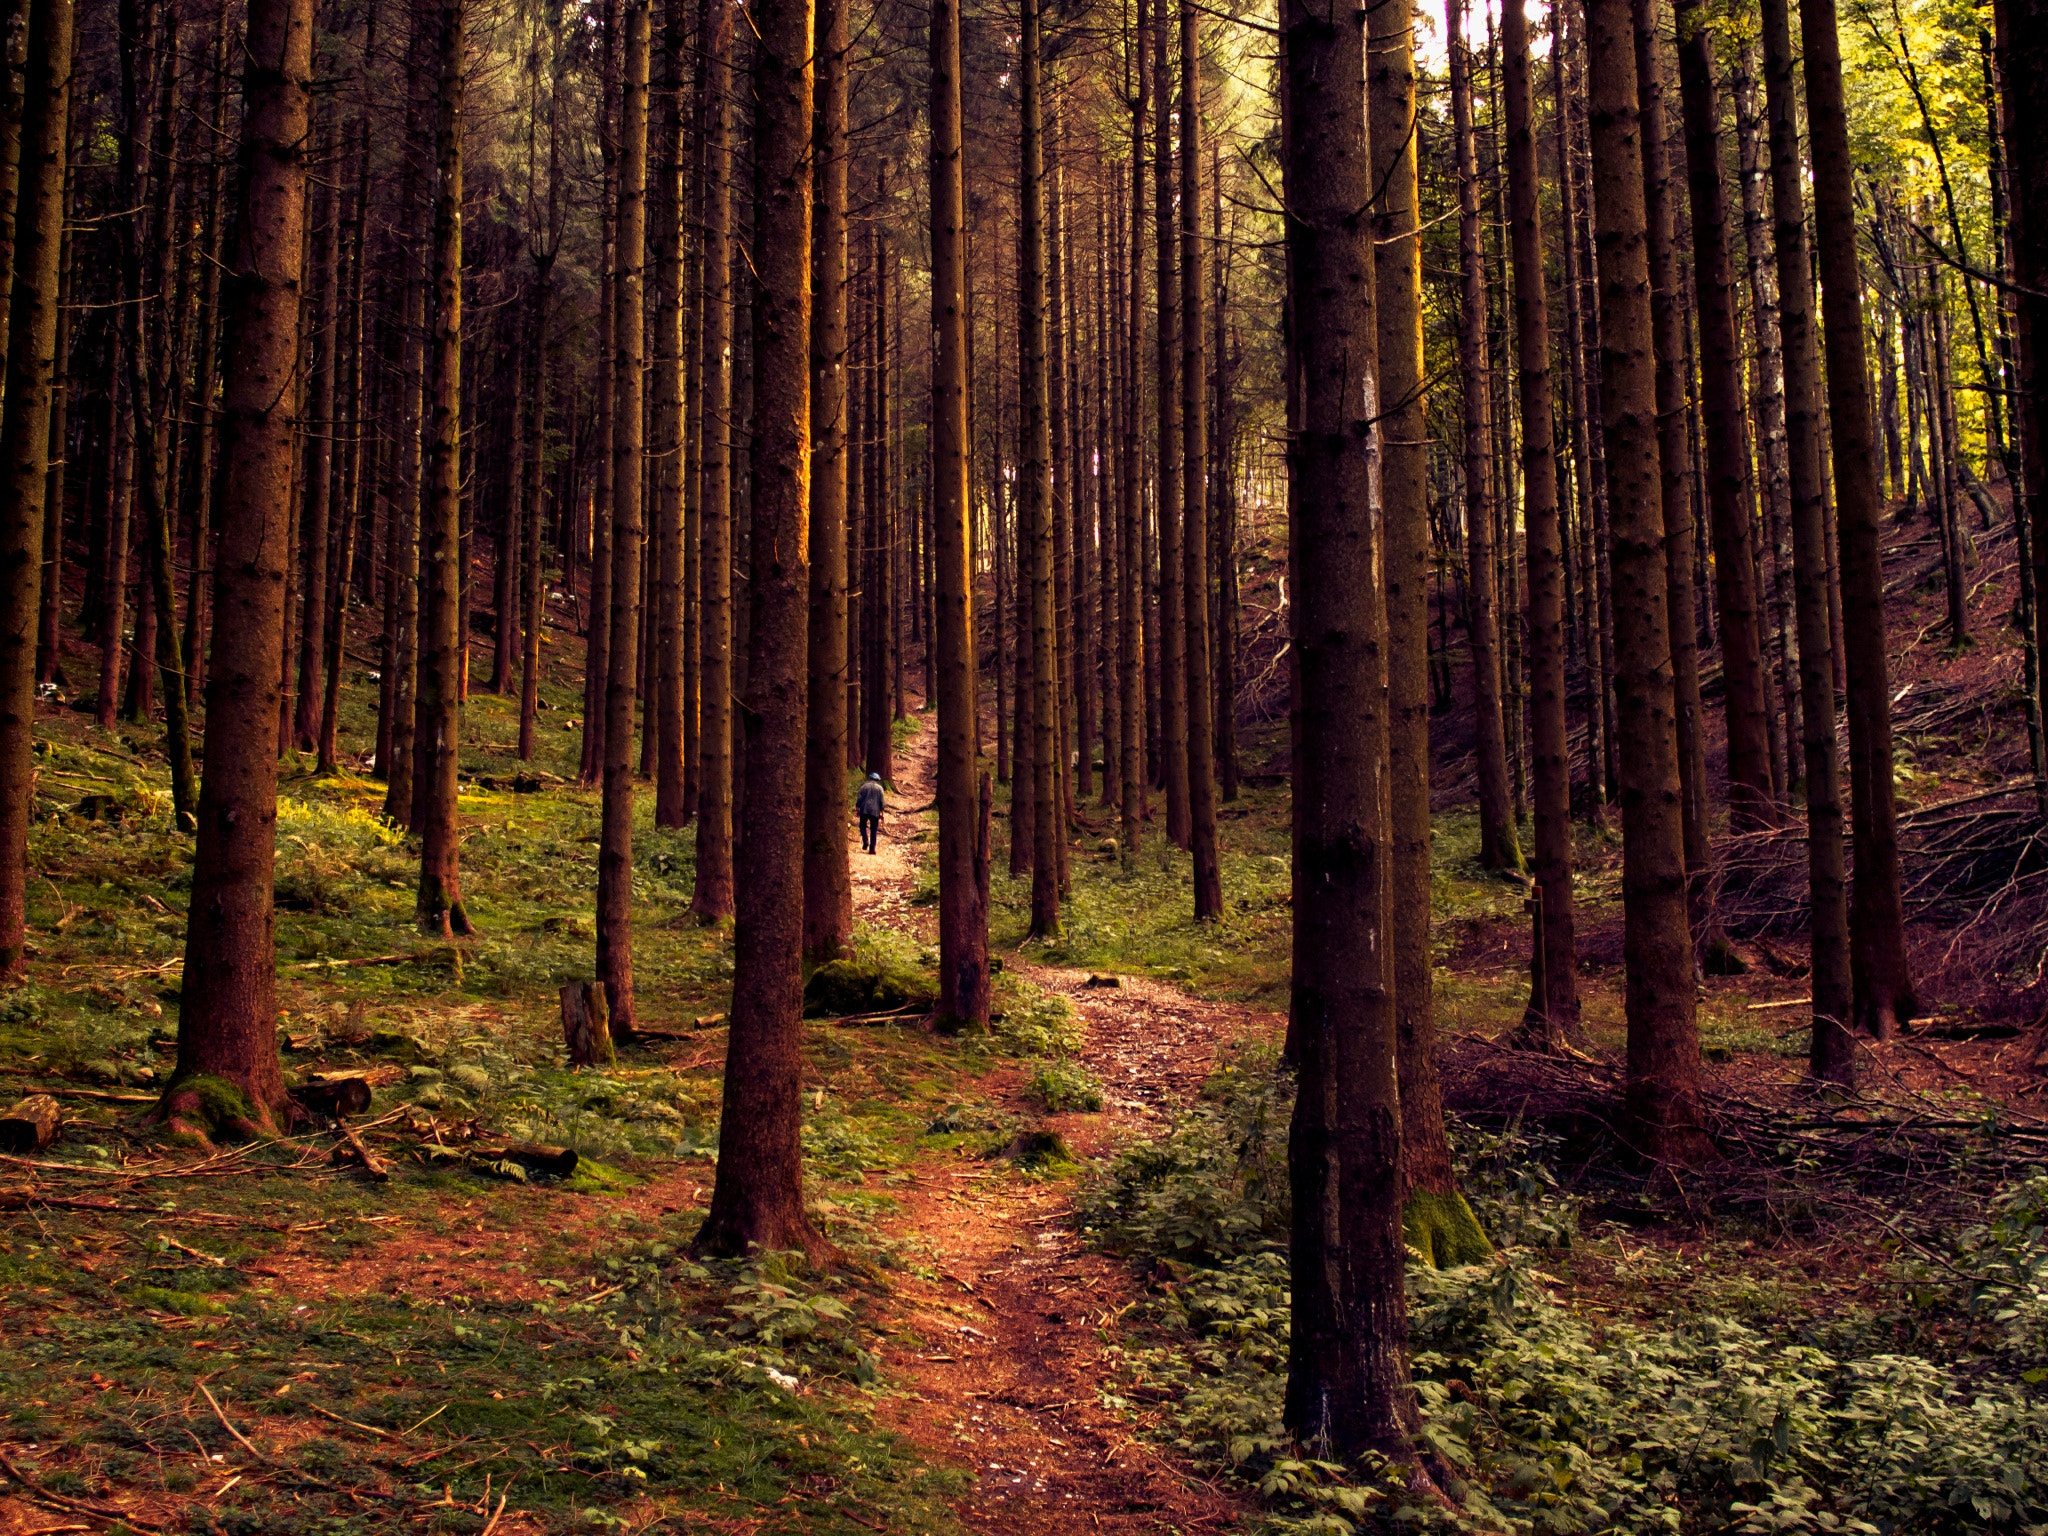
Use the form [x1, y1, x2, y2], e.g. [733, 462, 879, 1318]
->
[802, 957, 937, 1017]
[1403, 1187, 1494, 1269]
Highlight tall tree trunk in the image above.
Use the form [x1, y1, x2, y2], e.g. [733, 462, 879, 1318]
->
[697, 0, 820, 1260]
[1371, 0, 1462, 1231]
[802, 0, 853, 960]
[1180, 0, 1220, 920]
[689, 0, 735, 921]
[1759, 0, 1854, 1082]
[1671, 0, 1773, 832]
[0, 0, 71, 974]
[1022, 0, 1059, 938]
[519, 262, 552, 761]
[1800, 0, 1918, 1037]
[380, 6, 432, 821]
[295, 139, 336, 749]
[1153, 0, 1186, 849]
[162, 0, 307, 1136]
[1280, 0, 1423, 1460]
[1121, 0, 1147, 862]
[1504, 0, 1579, 1044]
[1584, 0, 1708, 1164]
[930, 0, 989, 1028]
[1730, 39, 1804, 793]
[652, 0, 687, 821]
[597, 0, 650, 1029]
[1449, 0, 1519, 874]
[415, 0, 471, 938]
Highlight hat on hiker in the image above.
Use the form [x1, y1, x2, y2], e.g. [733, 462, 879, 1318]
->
[868, 772, 881, 781]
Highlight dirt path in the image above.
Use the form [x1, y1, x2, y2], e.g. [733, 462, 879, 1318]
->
[858, 714, 1270, 1535]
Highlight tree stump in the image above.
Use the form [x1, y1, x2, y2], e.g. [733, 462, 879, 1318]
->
[0, 1095, 62, 1153]
[561, 982, 613, 1068]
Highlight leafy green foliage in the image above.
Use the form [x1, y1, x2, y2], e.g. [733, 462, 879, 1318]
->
[1083, 1056, 2048, 1535]
[1023, 1058, 1105, 1113]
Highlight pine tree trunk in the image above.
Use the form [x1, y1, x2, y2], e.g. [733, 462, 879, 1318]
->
[415, 0, 471, 938]
[1449, 0, 1519, 874]
[930, 0, 989, 1028]
[1153, 0, 1187, 849]
[162, 0, 308, 1136]
[1799, 0, 1918, 1038]
[1180, 0, 1220, 921]
[1022, 0, 1059, 939]
[1370, 0, 1460, 1217]
[295, 142, 336, 748]
[1729, 40, 1804, 794]
[1583, 0, 1708, 1164]
[650, 0, 687, 821]
[802, 0, 853, 960]
[0, 0, 71, 974]
[1121, 0, 1148, 861]
[518, 261, 551, 761]
[597, 0, 650, 1029]
[688, 0, 735, 921]
[1503, 0, 1579, 1044]
[1669, 0, 1773, 833]
[1758, 0, 1854, 1081]
[697, 0, 820, 1260]
[1280, 0, 1422, 1458]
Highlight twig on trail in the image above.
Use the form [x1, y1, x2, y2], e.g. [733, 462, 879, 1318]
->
[0, 1450, 170, 1535]
[292, 952, 425, 971]
[156, 1236, 228, 1267]
[303, 1403, 399, 1440]
[22, 1086, 157, 1104]
[331, 1120, 391, 1181]
[199, 1383, 394, 1502]
[478, 1490, 510, 1536]
[827, 1005, 928, 1026]
[834, 1507, 888, 1532]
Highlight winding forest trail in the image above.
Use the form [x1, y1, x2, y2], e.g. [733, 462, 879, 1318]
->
[856, 714, 1270, 1535]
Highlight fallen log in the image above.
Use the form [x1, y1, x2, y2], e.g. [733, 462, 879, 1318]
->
[290, 1075, 374, 1118]
[331, 1121, 391, 1180]
[0, 1094, 62, 1153]
[473, 1142, 578, 1178]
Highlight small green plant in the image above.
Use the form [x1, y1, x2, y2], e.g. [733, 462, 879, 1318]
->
[1023, 1058, 1104, 1112]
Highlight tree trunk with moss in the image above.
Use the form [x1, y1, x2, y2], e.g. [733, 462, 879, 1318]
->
[163, 0, 310, 1138]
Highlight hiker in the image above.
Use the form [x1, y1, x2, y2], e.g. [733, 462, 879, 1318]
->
[856, 772, 885, 854]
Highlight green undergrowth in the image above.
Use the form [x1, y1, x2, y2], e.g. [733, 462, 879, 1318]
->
[1078, 1043, 2048, 1535]
[0, 1186, 967, 1533]
[2, 667, 1076, 1531]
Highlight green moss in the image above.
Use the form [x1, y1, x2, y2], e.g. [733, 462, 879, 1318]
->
[1402, 1186, 1494, 1269]
[159, 1072, 259, 1137]
[803, 954, 937, 1017]
[561, 1156, 642, 1195]
[128, 1285, 226, 1316]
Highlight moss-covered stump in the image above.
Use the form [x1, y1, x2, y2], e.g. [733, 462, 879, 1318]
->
[802, 956, 937, 1017]
[152, 1072, 281, 1144]
[1403, 1187, 1494, 1269]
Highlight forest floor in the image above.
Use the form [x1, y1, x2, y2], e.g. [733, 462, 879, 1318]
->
[6, 491, 2048, 1534]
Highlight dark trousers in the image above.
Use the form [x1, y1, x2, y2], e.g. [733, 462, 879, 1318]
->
[859, 813, 880, 853]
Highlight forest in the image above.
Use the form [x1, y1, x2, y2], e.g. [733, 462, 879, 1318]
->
[1, 0, 2047, 1524]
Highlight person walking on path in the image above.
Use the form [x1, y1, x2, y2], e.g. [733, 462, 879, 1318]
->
[856, 772, 885, 854]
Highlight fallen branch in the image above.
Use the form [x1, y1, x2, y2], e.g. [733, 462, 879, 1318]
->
[0, 1450, 169, 1535]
